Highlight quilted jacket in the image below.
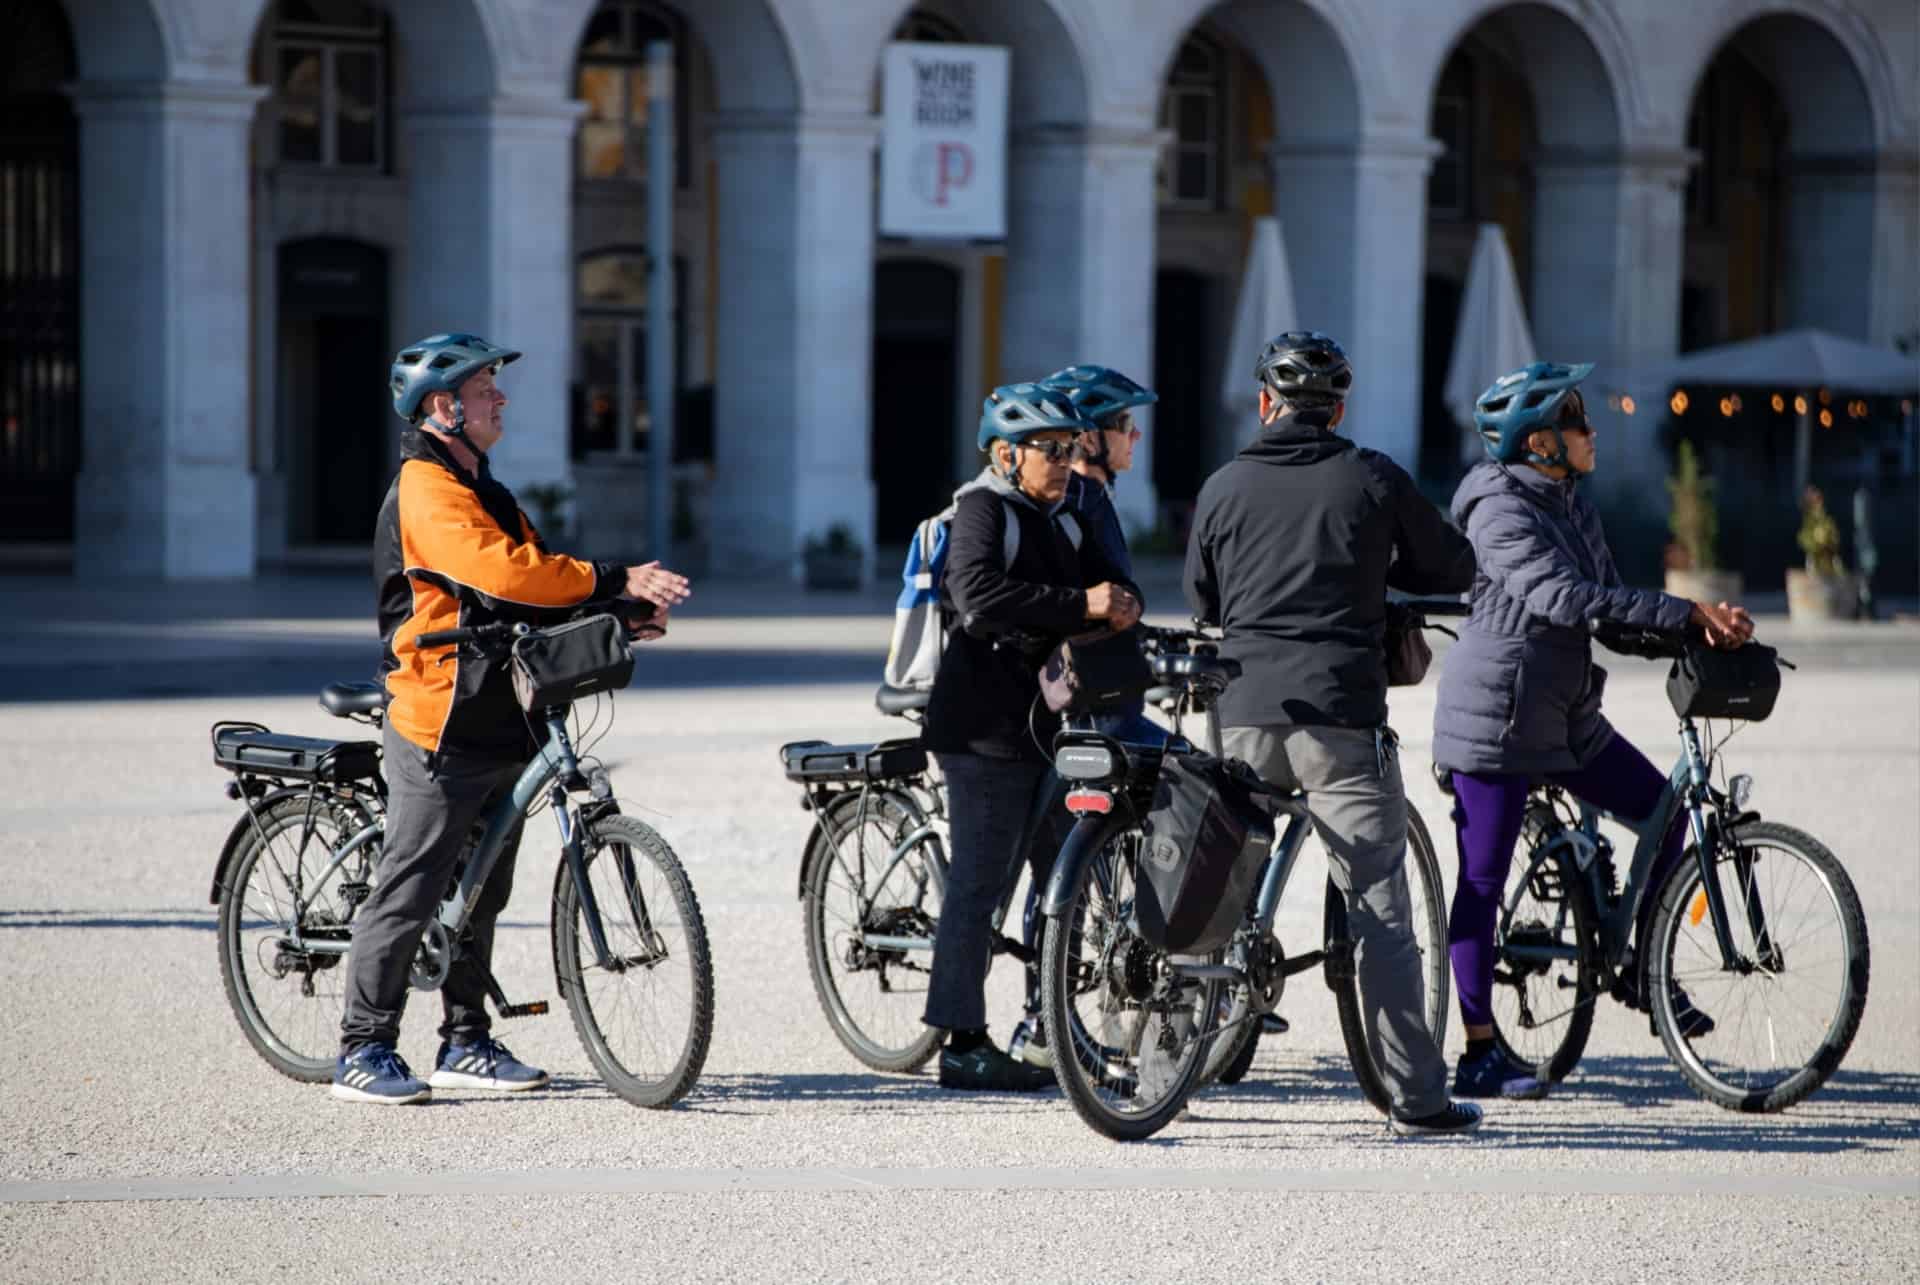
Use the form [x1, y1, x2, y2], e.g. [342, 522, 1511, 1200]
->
[1433, 462, 1692, 775]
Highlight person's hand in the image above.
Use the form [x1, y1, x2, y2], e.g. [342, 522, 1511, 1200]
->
[1086, 582, 1141, 631]
[1690, 600, 1754, 649]
[627, 606, 669, 643]
[624, 561, 691, 608]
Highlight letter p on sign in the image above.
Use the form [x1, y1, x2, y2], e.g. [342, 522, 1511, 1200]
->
[912, 142, 974, 207]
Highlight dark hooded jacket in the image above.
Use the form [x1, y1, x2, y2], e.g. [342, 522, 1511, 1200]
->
[923, 470, 1138, 762]
[1184, 414, 1474, 729]
[1432, 461, 1692, 775]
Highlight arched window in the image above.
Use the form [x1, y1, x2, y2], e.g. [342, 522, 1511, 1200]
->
[894, 10, 965, 43]
[573, 249, 685, 458]
[576, 1, 689, 185]
[1429, 53, 1473, 221]
[263, 0, 390, 170]
[1159, 33, 1226, 209]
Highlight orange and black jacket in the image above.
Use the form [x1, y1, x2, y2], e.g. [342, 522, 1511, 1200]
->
[376, 430, 624, 758]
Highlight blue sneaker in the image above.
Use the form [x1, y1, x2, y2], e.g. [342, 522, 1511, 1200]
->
[1453, 1046, 1551, 1101]
[332, 1043, 431, 1105]
[428, 1037, 550, 1092]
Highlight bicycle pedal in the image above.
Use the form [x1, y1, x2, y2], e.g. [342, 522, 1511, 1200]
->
[496, 1000, 550, 1019]
[990, 933, 1036, 965]
[1260, 1014, 1290, 1035]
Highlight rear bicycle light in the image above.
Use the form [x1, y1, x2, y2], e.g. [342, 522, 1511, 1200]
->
[1064, 789, 1113, 815]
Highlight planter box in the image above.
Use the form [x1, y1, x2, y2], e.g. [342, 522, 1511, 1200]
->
[1786, 568, 1858, 622]
[1664, 568, 1745, 604]
[803, 549, 864, 591]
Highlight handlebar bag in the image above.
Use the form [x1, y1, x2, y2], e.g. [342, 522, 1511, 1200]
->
[509, 614, 634, 712]
[1665, 640, 1781, 721]
[1038, 628, 1155, 715]
[1132, 754, 1276, 955]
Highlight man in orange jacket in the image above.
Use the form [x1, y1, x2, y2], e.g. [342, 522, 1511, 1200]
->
[333, 333, 690, 1105]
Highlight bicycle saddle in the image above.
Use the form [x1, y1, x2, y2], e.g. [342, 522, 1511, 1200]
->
[320, 681, 389, 718]
[1151, 653, 1242, 685]
[874, 684, 931, 716]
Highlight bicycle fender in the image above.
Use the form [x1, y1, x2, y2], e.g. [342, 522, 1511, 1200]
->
[207, 786, 309, 904]
[1041, 813, 1128, 918]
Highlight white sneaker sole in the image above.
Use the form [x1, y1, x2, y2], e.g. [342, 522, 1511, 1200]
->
[330, 1081, 431, 1105]
[428, 1068, 550, 1092]
[1388, 1114, 1485, 1138]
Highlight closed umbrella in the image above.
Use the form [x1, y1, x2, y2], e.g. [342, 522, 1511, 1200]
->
[1220, 216, 1298, 424]
[1443, 223, 1537, 465]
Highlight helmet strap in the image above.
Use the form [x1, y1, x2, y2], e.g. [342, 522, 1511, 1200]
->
[1523, 427, 1569, 472]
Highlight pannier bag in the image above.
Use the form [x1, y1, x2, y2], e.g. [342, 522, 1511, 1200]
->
[1132, 754, 1276, 955]
[510, 614, 634, 712]
[1039, 628, 1155, 715]
[1665, 640, 1782, 721]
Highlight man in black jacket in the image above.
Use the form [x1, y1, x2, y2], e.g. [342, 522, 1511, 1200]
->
[1185, 331, 1483, 1135]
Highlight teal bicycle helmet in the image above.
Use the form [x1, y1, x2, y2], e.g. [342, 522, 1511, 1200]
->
[390, 333, 522, 432]
[1038, 365, 1158, 424]
[976, 382, 1093, 450]
[1474, 361, 1594, 468]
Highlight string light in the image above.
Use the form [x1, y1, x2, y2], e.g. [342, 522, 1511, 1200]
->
[1621, 395, 1636, 415]
[1729, 394, 1743, 412]
[1819, 409, 1834, 429]
[1770, 393, 1785, 413]
[1718, 396, 1735, 417]
[1670, 390, 1690, 415]
[1794, 395, 1809, 415]
[1818, 388, 1833, 406]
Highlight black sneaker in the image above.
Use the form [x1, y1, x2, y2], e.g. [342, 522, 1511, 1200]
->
[1620, 971, 1716, 1039]
[938, 1039, 1055, 1092]
[1388, 1100, 1484, 1137]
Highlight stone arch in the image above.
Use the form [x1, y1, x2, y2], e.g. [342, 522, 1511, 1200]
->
[61, 0, 171, 81]
[1678, 1, 1898, 149]
[1419, 0, 1637, 145]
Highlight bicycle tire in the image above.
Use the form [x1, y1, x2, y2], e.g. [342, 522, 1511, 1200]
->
[1648, 820, 1869, 1113]
[1041, 826, 1220, 1141]
[1487, 805, 1600, 1085]
[801, 789, 945, 1074]
[217, 792, 379, 1083]
[1326, 802, 1451, 1114]
[553, 814, 714, 1108]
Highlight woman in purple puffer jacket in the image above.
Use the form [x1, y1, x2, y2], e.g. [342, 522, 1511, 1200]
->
[1433, 362, 1752, 1100]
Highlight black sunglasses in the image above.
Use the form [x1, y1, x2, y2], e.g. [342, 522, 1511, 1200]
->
[1018, 438, 1076, 463]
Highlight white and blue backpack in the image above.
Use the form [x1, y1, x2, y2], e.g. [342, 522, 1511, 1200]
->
[883, 475, 1082, 691]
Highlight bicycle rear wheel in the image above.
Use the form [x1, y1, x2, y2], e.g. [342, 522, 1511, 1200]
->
[1488, 804, 1600, 1085]
[1648, 821, 1869, 1113]
[1041, 828, 1221, 1141]
[217, 792, 379, 1082]
[554, 814, 714, 1108]
[1326, 802, 1451, 1114]
[801, 789, 945, 1073]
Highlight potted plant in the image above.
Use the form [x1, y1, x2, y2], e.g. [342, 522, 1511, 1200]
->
[1787, 486, 1858, 622]
[1663, 441, 1743, 603]
[521, 482, 574, 544]
[802, 522, 864, 591]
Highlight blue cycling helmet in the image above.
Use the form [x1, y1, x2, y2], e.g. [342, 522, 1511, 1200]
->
[1473, 361, 1595, 467]
[1038, 365, 1158, 425]
[390, 333, 522, 431]
[976, 382, 1093, 451]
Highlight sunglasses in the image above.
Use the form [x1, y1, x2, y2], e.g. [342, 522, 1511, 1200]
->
[1019, 438, 1076, 463]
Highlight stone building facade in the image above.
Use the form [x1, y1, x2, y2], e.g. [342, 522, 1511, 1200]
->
[2, 0, 1914, 578]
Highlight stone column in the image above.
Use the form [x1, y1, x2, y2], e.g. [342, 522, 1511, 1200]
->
[401, 95, 582, 501]
[1003, 125, 1163, 533]
[1870, 150, 1920, 347]
[69, 80, 266, 578]
[708, 113, 878, 579]
[1781, 151, 1880, 339]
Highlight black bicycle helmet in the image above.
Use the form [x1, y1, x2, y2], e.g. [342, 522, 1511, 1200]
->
[1254, 331, 1352, 408]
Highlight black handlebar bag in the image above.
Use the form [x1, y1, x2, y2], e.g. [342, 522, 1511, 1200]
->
[510, 614, 634, 711]
[1132, 755, 1276, 955]
[1665, 641, 1781, 721]
[1039, 628, 1155, 715]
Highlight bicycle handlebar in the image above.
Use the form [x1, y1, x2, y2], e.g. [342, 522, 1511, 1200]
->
[1393, 598, 1470, 618]
[1590, 618, 1692, 660]
[415, 622, 529, 649]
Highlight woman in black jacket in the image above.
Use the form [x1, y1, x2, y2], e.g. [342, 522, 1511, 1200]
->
[922, 382, 1142, 1092]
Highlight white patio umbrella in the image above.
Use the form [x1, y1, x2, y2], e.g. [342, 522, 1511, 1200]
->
[1220, 216, 1299, 424]
[1443, 223, 1537, 465]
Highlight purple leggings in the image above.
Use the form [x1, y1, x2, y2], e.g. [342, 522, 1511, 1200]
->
[1447, 735, 1687, 1029]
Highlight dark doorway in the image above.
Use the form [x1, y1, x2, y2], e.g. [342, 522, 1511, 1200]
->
[0, 0, 80, 544]
[1154, 268, 1213, 518]
[1420, 272, 1466, 488]
[872, 259, 960, 543]
[279, 238, 389, 544]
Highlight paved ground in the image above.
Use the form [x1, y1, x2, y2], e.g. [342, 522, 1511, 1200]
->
[1, 570, 1916, 1283]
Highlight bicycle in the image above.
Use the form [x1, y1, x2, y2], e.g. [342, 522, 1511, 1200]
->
[208, 616, 715, 1108]
[1036, 610, 1459, 1141]
[1466, 619, 1869, 1112]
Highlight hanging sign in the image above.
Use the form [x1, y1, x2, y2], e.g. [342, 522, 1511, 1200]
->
[879, 42, 1009, 241]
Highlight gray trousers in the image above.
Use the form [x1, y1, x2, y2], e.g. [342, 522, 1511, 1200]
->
[1221, 723, 1449, 1119]
[924, 753, 1066, 1033]
[338, 724, 527, 1054]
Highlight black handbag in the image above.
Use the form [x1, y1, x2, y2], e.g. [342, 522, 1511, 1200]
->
[1384, 603, 1434, 687]
[1038, 627, 1155, 715]
[1132, 754, 1276, 955]
[1665, 640, 1781, 721]
[509, 614, 634, 711]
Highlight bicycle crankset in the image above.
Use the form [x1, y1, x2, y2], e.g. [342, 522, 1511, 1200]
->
[410, 920, 452, 991]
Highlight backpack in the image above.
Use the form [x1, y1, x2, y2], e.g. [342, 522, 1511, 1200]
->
[883, 481, 1082, 692]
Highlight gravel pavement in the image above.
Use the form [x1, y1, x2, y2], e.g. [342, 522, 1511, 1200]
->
[1, 574, 1915, 1283]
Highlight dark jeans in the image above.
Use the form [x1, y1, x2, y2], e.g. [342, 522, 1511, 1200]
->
[338, 724, 527, 1054]
[1448, 734, 1686, 1029]
[925, 753, 1068, 1033]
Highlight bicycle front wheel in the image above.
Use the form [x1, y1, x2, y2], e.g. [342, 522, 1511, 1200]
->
[1649, 821, 1869, 1113]
[801, 789, 945, 1073]
[1041, 827, 1221, 1141]
[1326, 802, 1451, 1114]
[553, 814, 714, 1108]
